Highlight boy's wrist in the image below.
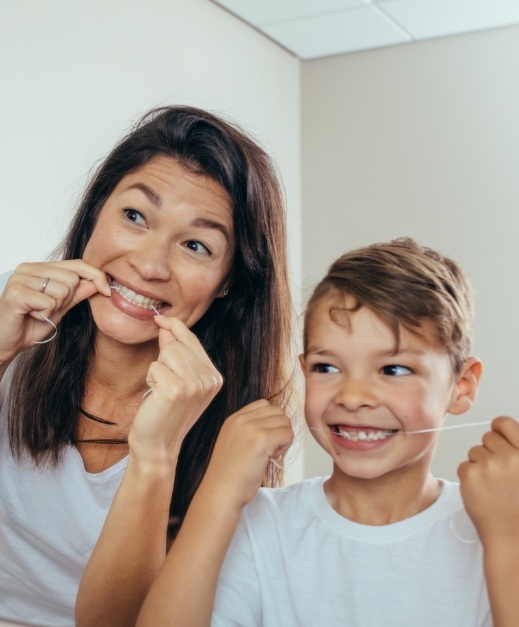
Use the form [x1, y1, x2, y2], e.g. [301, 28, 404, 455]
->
[196, 472, 251, 516]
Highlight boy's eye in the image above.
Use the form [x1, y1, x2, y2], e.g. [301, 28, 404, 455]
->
[382, 365, 412, 376]
[184, 240, 211, 255]
[124, 208, 146, 225]
[312, 363, 340, 374]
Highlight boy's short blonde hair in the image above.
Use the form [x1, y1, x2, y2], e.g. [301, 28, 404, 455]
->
[304, 237, 474, 373]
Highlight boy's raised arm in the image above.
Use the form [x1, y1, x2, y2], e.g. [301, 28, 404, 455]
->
[458, 416, 519, 627]
[137, 399, 293, 627]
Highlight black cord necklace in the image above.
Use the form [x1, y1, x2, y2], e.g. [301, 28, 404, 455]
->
[79, 407, 117, 425]
[77, 407, 127, 445]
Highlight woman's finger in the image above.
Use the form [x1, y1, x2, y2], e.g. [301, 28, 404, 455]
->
[154, 316, 215, 367]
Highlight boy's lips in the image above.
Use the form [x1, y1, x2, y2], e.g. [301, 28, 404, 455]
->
[109, 277, 170, 313]
[332, 424, 399, 442]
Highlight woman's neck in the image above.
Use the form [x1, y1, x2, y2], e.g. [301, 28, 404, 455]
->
[90, 333, 159, 399]
[76, 339, 159, 472]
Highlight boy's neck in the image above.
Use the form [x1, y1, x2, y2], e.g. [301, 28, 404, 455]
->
[324, 469, 441, 526]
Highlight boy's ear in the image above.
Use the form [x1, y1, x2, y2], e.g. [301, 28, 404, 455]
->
[448, 357, 483, 416]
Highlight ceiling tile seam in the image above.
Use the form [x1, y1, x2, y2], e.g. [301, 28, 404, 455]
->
[368, 1, 416, 40]
[208, 2, 301, 58]
[256, 4, 391, 28]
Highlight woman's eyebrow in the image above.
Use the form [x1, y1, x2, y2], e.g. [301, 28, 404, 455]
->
[191, 217, 232, 243]
[126, 183, 161, 206]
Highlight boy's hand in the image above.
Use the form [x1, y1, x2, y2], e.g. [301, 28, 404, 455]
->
[458, 416, 519, 546]
[201, 399, 294, 510]
[128, 316, 223, 466]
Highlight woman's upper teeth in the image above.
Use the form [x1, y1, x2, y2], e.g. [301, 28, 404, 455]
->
[112, 281, 162, 310]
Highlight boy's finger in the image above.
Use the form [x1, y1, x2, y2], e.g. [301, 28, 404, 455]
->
[491, 416, 519, 448]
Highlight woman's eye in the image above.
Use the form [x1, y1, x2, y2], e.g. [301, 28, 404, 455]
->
[382, 364, 412, 376]
[124, 208, 146, 225]
[312, 363, 340, 374]
[184, 240, 211, 255]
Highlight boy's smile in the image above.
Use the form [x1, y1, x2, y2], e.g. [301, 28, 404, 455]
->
[301, 293, 468, 485]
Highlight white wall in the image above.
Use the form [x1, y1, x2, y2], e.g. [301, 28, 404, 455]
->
[301, 25, 519, 481]
[0, 0, 303, 482]
[8, 1, 515, 486]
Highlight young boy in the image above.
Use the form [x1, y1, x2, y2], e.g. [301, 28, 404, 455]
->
[137, 237, 519, 627]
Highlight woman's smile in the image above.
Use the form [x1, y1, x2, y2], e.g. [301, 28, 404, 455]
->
[82, 156, 235, 342]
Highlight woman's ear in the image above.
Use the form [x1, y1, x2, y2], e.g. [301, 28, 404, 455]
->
[448, 357, 483, 416]
[217, 283, 230, 298]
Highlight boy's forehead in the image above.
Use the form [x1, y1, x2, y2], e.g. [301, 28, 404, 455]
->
[308, 292, 441, 349]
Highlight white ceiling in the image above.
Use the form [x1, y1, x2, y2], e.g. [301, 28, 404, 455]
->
[211, 0, 519, 60]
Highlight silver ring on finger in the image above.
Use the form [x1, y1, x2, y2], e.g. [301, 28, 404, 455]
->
[40, 277, 50, 294]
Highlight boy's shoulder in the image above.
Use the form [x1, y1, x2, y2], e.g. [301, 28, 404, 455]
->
[246, 475, 328, 517]
[244, 477, 464, 531]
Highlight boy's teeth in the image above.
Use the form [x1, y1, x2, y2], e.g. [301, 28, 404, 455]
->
[111, 281, 162, 311]
[336, 427, 395, 441]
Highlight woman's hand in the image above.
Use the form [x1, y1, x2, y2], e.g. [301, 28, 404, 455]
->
[128, 316, 223, 467]
[202, 399, 294, 509]
[0, 260, 110, 364]
[458, 416, 519, 546]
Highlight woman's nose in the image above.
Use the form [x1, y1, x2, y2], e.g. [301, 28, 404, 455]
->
[334, 378, 378, 412]
[130, 237, 172, 281]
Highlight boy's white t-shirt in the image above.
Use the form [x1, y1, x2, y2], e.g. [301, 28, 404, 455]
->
[212, 475, 491, 627]
[0, 366, 127, 627]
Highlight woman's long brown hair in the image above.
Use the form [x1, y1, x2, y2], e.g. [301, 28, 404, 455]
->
[8, 106, 295, 536]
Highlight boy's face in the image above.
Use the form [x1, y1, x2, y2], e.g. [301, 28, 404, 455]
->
[300, 294, 474, 483]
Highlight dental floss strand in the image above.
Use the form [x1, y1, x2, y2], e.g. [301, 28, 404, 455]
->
[406, 421, 491, 434]
[33, 313, 58, 344]
[142, 305, 161, 399]
[112, 287, 159, 399]
[308, 420, 492, 438]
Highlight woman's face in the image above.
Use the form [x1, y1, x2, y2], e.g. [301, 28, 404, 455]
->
[83, 155, 235, 345]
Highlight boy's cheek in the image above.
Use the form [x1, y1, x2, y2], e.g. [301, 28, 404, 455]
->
[304, 395, 324, 429]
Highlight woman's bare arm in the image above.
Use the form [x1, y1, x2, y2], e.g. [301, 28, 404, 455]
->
[76, 317, 224, 627]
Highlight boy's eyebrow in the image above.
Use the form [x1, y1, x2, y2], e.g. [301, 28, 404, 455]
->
[305, 346, 334, 356]
[379, 347, 428, 357]
[306, 346, 428, 357]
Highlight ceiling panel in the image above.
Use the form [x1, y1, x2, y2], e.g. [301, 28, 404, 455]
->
[379, 0, 519, 40]
[211, 0, 366, 27]
[210, 0, 519, 59]
[263, 6, 410, 59]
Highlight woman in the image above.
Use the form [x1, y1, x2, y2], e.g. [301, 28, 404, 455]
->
[0, 106, 294, 627]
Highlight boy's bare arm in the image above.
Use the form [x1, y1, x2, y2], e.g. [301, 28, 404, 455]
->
[136, 474, 242, 627]
[458, 416, 519, 627]
[137, 400, 293, 627]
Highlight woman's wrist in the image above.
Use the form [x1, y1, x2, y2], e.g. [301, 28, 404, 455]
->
[126, 445, 179, 489]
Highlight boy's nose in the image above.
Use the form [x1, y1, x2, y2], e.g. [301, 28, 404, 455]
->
[334, 379, 378, 412]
